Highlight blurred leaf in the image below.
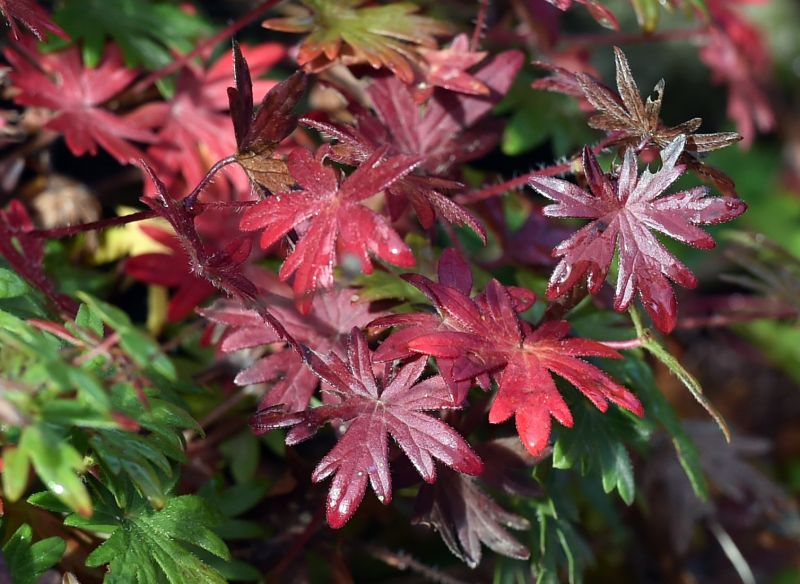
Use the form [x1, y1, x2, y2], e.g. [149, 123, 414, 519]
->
[2, 446, 30, 502]
[19, 425, 92, 516]
[50, 0, 210, 90]
[0, 267, 27, 298]
[1, 523, 65, 584]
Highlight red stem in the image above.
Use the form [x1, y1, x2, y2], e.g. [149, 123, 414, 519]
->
[29, 210, 158, 239]
[470, 0, 491, 51]
[267, 505, 325, 579]
[132, 0, 283, 93]
[30, 156, 241, 240]
[455, 161, 572, 204]
[455, 136, 617, 205]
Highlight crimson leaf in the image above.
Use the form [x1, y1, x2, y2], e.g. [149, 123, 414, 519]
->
[259, 328, 482, 528]
[373, 249, 643, 456]
[201, 282, 383, 412]
[4, 39, 153, 165]
[124, 226, 217, 322]
[239, 146, 419, 313]
[130, 42, 285, 199]
[301, 49, 522, 237]
[0, 0, 67, 40]
[528, 135, 747, 333]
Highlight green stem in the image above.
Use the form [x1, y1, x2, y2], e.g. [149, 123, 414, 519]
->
[629, 306, 731, 442]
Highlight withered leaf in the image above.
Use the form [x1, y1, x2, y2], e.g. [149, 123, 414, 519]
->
[228, 42, 307, 194]
[579, 48, 740, 154]
[415, 469, 530, 568]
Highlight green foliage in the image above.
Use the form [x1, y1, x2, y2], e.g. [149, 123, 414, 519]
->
[1, 523, 66, 584]
[79, 484, 230, 583]
[553, 402, 638, 505]
[497, 72, 592, 157]
[51, 0, 210, 70]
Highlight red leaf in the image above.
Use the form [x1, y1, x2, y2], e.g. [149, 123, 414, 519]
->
[544, 0, 619, 30]
[374, 250, 642, 456]
[0, 0, 67, 40]
[124, 226, 217, 322]
[286, 328, 482, 528]
[301, 50, 522, 238]
[4, 40, 153, 164]
[201, 283, 384, 412]
[240, 147, 419, 312]
[130, 43, 285, 200]
[700, 1, 775, 148]
[529, 135, 747, 332]
[0, 200, 76, 315]
[417, 33, 489, 100]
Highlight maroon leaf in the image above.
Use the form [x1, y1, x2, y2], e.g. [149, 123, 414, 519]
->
[0, 200, 76, 315]
[373, 249, 642, 456]
[415, 469, 530, 568]
[267, 328, 482, 528]
[201, 282, 384, 412]
[0, 0, 67, 40]
[130, 42, 285, 200]
[227, 43, 307, 194]
[239, 147, 419, 313]
[4, 39, 153, 164]
[301, 50, 522, 238]
[530, 135, 747, 332]
[545, 0, 619, 30]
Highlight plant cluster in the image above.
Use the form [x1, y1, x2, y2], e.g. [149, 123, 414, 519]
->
[0, 1, 795, 582]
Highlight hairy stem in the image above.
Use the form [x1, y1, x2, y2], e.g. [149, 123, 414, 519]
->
[470, 0, 491, 51]
[456, 136, 617, 205]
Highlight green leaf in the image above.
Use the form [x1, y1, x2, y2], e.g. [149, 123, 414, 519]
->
[75, 303, 104, 338]
[2, 524, 66, 584]
[352, 270, 429, 304]
[532, 497, 593, 584]
[85, 491, 230, 584]
[77, 293, 176, 380]
[19, 425, 92, 516]
[91, 430, 173, 508]
[0, 267, 27, 298]
[219, 431, 260, 484]
[603, 356, 709, 500]
[552, 403, 636, 505]
[51, 0, 211, 74]
[2, 446, 30, 502]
